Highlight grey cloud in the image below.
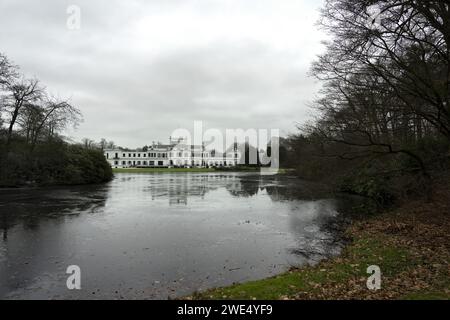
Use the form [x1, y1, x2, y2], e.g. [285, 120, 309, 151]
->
[0, 0, 324, 148]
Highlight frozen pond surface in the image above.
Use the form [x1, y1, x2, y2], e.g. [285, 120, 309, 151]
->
[0, 172, 343, 299]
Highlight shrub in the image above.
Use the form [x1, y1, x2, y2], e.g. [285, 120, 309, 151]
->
[0, 138, 112, 187]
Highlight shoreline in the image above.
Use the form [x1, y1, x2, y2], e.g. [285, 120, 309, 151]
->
[0, 180, 112, 191]
[187, 184, 450, 300]
[112, 168, 291, 174]
[0, 168, 292, 189]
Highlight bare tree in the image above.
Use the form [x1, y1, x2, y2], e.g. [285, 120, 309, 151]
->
[4, 78, 43, 146]
[16, 102, 44, 144]
[0, 53, 17, 87]
[310, 74, 429, 176]
[0, 53, 18, 129]
[313, 0, 450, 139]
[31, 97, 82, 150]
[99, 138, 108, 151]
[286, 0, 450, 202]
[82, 138, 95, 149]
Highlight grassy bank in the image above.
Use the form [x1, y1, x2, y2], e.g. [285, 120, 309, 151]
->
[189, 184, 450, 300]
[113, 168, 216, 173]
[113, 167, 291, 174]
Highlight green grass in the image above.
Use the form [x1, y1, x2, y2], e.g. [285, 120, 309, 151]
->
[113, 168, 216, 173]
[113, 167, 292, 174]
[191, 235, 415, 300]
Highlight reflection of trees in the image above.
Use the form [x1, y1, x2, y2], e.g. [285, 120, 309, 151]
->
[286, 200, 344, 263]
[225, 175, 328, 199]
[0, 185, 109, 299]
[1, 213, 8, 241]
[0, 185, 108, 241]
[139, 173, 339, 205]
[144, 174, 210, 205]
[140, 173, 323, 203]
[115, 173, 337, 207]
[263, 179, 333, 202]
[144, 174, 232, 205]
[143, 174, 265, 204]
[225, 178, 260, 197]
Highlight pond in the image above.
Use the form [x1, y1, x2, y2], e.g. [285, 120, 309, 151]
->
[0, 172, 343, 299]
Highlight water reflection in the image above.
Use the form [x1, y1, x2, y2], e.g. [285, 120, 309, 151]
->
[0, 185, 109, 240]
[120, 173, 263, 204]
[0, 172, 343, 299]
[117, 173, 320, 205]
[287, 200, 341, 262]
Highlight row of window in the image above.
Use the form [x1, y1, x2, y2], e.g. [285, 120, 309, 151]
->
[113, 159, 236, 166]
[109, 153, 168, 159]
[170, 153, 238, 158]
[114, 160, 164, 166]
[108, 152, 239, 159]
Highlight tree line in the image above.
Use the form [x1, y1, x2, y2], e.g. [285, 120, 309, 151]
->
[286, 0, 450, 206]
[0, 53, 112, 186]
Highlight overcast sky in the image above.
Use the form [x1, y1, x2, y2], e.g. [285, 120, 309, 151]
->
[0, 0, 326, 148]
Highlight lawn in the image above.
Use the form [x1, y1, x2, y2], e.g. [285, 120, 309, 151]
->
[112, 167, 292, 174]
[112, 167, 216, 173]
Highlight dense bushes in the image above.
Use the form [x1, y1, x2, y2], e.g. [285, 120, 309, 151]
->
[285, 134, 450, 207]
[0, 136, 113, 187]
[64, 145, 113, 185]
[0, 52, 112, 187]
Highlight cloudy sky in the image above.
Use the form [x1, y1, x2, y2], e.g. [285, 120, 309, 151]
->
[0, 0, 326, 148]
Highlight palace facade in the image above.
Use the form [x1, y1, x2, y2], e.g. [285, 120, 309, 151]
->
[104, 138, 240, 168]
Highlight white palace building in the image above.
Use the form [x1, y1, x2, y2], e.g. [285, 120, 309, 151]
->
[104, 137, 241, 169]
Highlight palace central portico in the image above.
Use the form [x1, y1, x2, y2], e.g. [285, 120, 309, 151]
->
[104, 138, 240, 168]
